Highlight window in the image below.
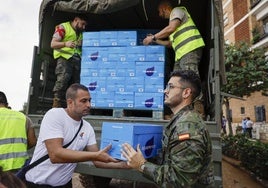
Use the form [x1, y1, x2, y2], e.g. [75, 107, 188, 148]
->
[255, 106, 266, 122]
[263, 16, 268, 35]
[241, 107, 245, 114]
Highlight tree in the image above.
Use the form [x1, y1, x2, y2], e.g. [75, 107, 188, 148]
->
[222, 42, 268, 135]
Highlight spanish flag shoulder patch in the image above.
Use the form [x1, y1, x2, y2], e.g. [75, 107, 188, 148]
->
[178, 133, 190, 141]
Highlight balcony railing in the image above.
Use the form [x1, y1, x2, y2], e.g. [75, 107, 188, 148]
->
[250, 0, 262, 9]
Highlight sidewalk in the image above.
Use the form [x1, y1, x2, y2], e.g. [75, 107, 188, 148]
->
[222, 155, 268, 188]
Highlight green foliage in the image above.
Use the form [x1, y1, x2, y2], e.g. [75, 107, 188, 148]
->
[222, 42, 268, 97]
[222, 134, 247, 160]
[222, 135, 268, 179]
[252, 26, 261, 44]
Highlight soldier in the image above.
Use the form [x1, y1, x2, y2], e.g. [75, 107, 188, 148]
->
[143, 0, 204, 74]
[143, 0, 206, 119]
[51, 15, 87, 108]
[122, 70, 214, 187]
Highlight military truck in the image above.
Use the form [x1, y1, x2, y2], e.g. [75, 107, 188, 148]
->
[27, 0, 225, 187]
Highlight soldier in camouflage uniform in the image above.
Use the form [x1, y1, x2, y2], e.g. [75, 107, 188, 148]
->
[51, 15, 87, 108]
[122, 70, 214, 187]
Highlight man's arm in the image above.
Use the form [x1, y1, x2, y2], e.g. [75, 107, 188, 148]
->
[143, 19, 180, 45]
[51, 38, 78, 49]
[154, 19, 181, 39]
[154, 39, 172, 47]
[86, 144, 129, 169]
[44, 138, 118, 164]
[26, 116, 37, 149]
[50, 24, 78, 49]
[50, 37, 66, 49]
[122, 135, 209, 186]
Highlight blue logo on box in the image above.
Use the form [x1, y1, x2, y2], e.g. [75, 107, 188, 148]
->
[145, 98, 154, 108]
[146, 67, 155, 76]
[90, 52, 99, 61]
[88, 82, 97, 91]
[143, 136, 155, 157]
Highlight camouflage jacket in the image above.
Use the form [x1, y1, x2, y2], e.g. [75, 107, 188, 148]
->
[142, 105, 215, 187]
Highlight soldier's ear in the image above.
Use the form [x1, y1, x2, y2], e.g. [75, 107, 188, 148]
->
[182, 88, 191, 99]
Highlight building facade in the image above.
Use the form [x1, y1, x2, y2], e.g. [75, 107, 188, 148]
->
[222, 0, 268, 124]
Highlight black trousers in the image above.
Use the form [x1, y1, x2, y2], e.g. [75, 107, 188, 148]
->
[25, 179, 72, 188]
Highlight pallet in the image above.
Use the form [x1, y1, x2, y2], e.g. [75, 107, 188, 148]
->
[90, 108, 164, 119]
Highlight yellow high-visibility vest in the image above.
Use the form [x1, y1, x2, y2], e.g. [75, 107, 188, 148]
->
[53, 21, 83, 60]
[0, 108, 28, 171]
[169, 7, 205, 61]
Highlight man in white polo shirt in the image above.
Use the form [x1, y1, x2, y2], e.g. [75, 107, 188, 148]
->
[25, 84, 127, 187]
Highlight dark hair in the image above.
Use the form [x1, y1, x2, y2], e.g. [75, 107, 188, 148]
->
[159, 0, 177, 9]
[0, 91, 8, 105]
[0, 167, 26, 188]
[170, 70, 201, 99]
[74, 14, 88, 21]
[66, 83, 89, 100]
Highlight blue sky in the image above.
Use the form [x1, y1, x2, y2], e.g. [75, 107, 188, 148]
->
[0, 0, 42, 110]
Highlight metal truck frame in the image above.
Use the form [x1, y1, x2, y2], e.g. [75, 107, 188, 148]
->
[27, 0, 225, 187]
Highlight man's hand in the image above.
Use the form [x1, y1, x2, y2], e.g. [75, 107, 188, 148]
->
[121, 143, 146, 170]
[64, 41, 77, 48]
[143, 34, 154, 45]
[116, 161, 131, 169]
[95, 145, 118, 163]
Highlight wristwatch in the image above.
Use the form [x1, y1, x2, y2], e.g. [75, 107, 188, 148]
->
[152, 35, 157, 41]
[140, 162, 146, 172]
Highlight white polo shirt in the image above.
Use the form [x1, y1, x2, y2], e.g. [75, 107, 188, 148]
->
[25, 108, 96, 186]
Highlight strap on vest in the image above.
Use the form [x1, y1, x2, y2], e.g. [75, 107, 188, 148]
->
[55, 49, 75, 55]
[0, 138, 27, 145]
[0, 152, 28, 160]
[174, 35, 203, 52]
[173, 25, 198, 39]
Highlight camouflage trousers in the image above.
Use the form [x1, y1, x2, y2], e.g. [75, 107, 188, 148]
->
[173, 47, 203, 76]
[53, 57, 81, 106]
[174, 48, 205, 119]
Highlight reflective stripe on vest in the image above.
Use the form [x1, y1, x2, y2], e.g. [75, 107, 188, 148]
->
[53, 21, 83, 60]
[169, 7, 205, 61]
[0, 108, 28, 171]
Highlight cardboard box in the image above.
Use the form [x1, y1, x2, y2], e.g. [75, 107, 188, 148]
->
[106, 77, 125, 92]
[95, 91, 115, 107]
[100, 122, 163, 160]
[134, 93, 164, 109]
[80, 77, 107, 92]
[82, 47, 108, 62]
[114, 92, 134, 108]
[100, 31, 118, 39]
[125, 77, 144, 92]
[145, 45, 165, 54]
[117, 31, 137, 39]
[80, 68, 99, 77]
[136, 65, 164, 78]
[83, 31, 100, 39]
[117, 38, 137, 46]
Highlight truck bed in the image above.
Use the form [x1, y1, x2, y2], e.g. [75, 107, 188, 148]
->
[28, 114, 222, 187]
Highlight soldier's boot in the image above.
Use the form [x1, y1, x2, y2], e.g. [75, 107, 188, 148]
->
[194, 100, 206, 120]
[52, 92, 65, 108]
[52, 97, 62, 108]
